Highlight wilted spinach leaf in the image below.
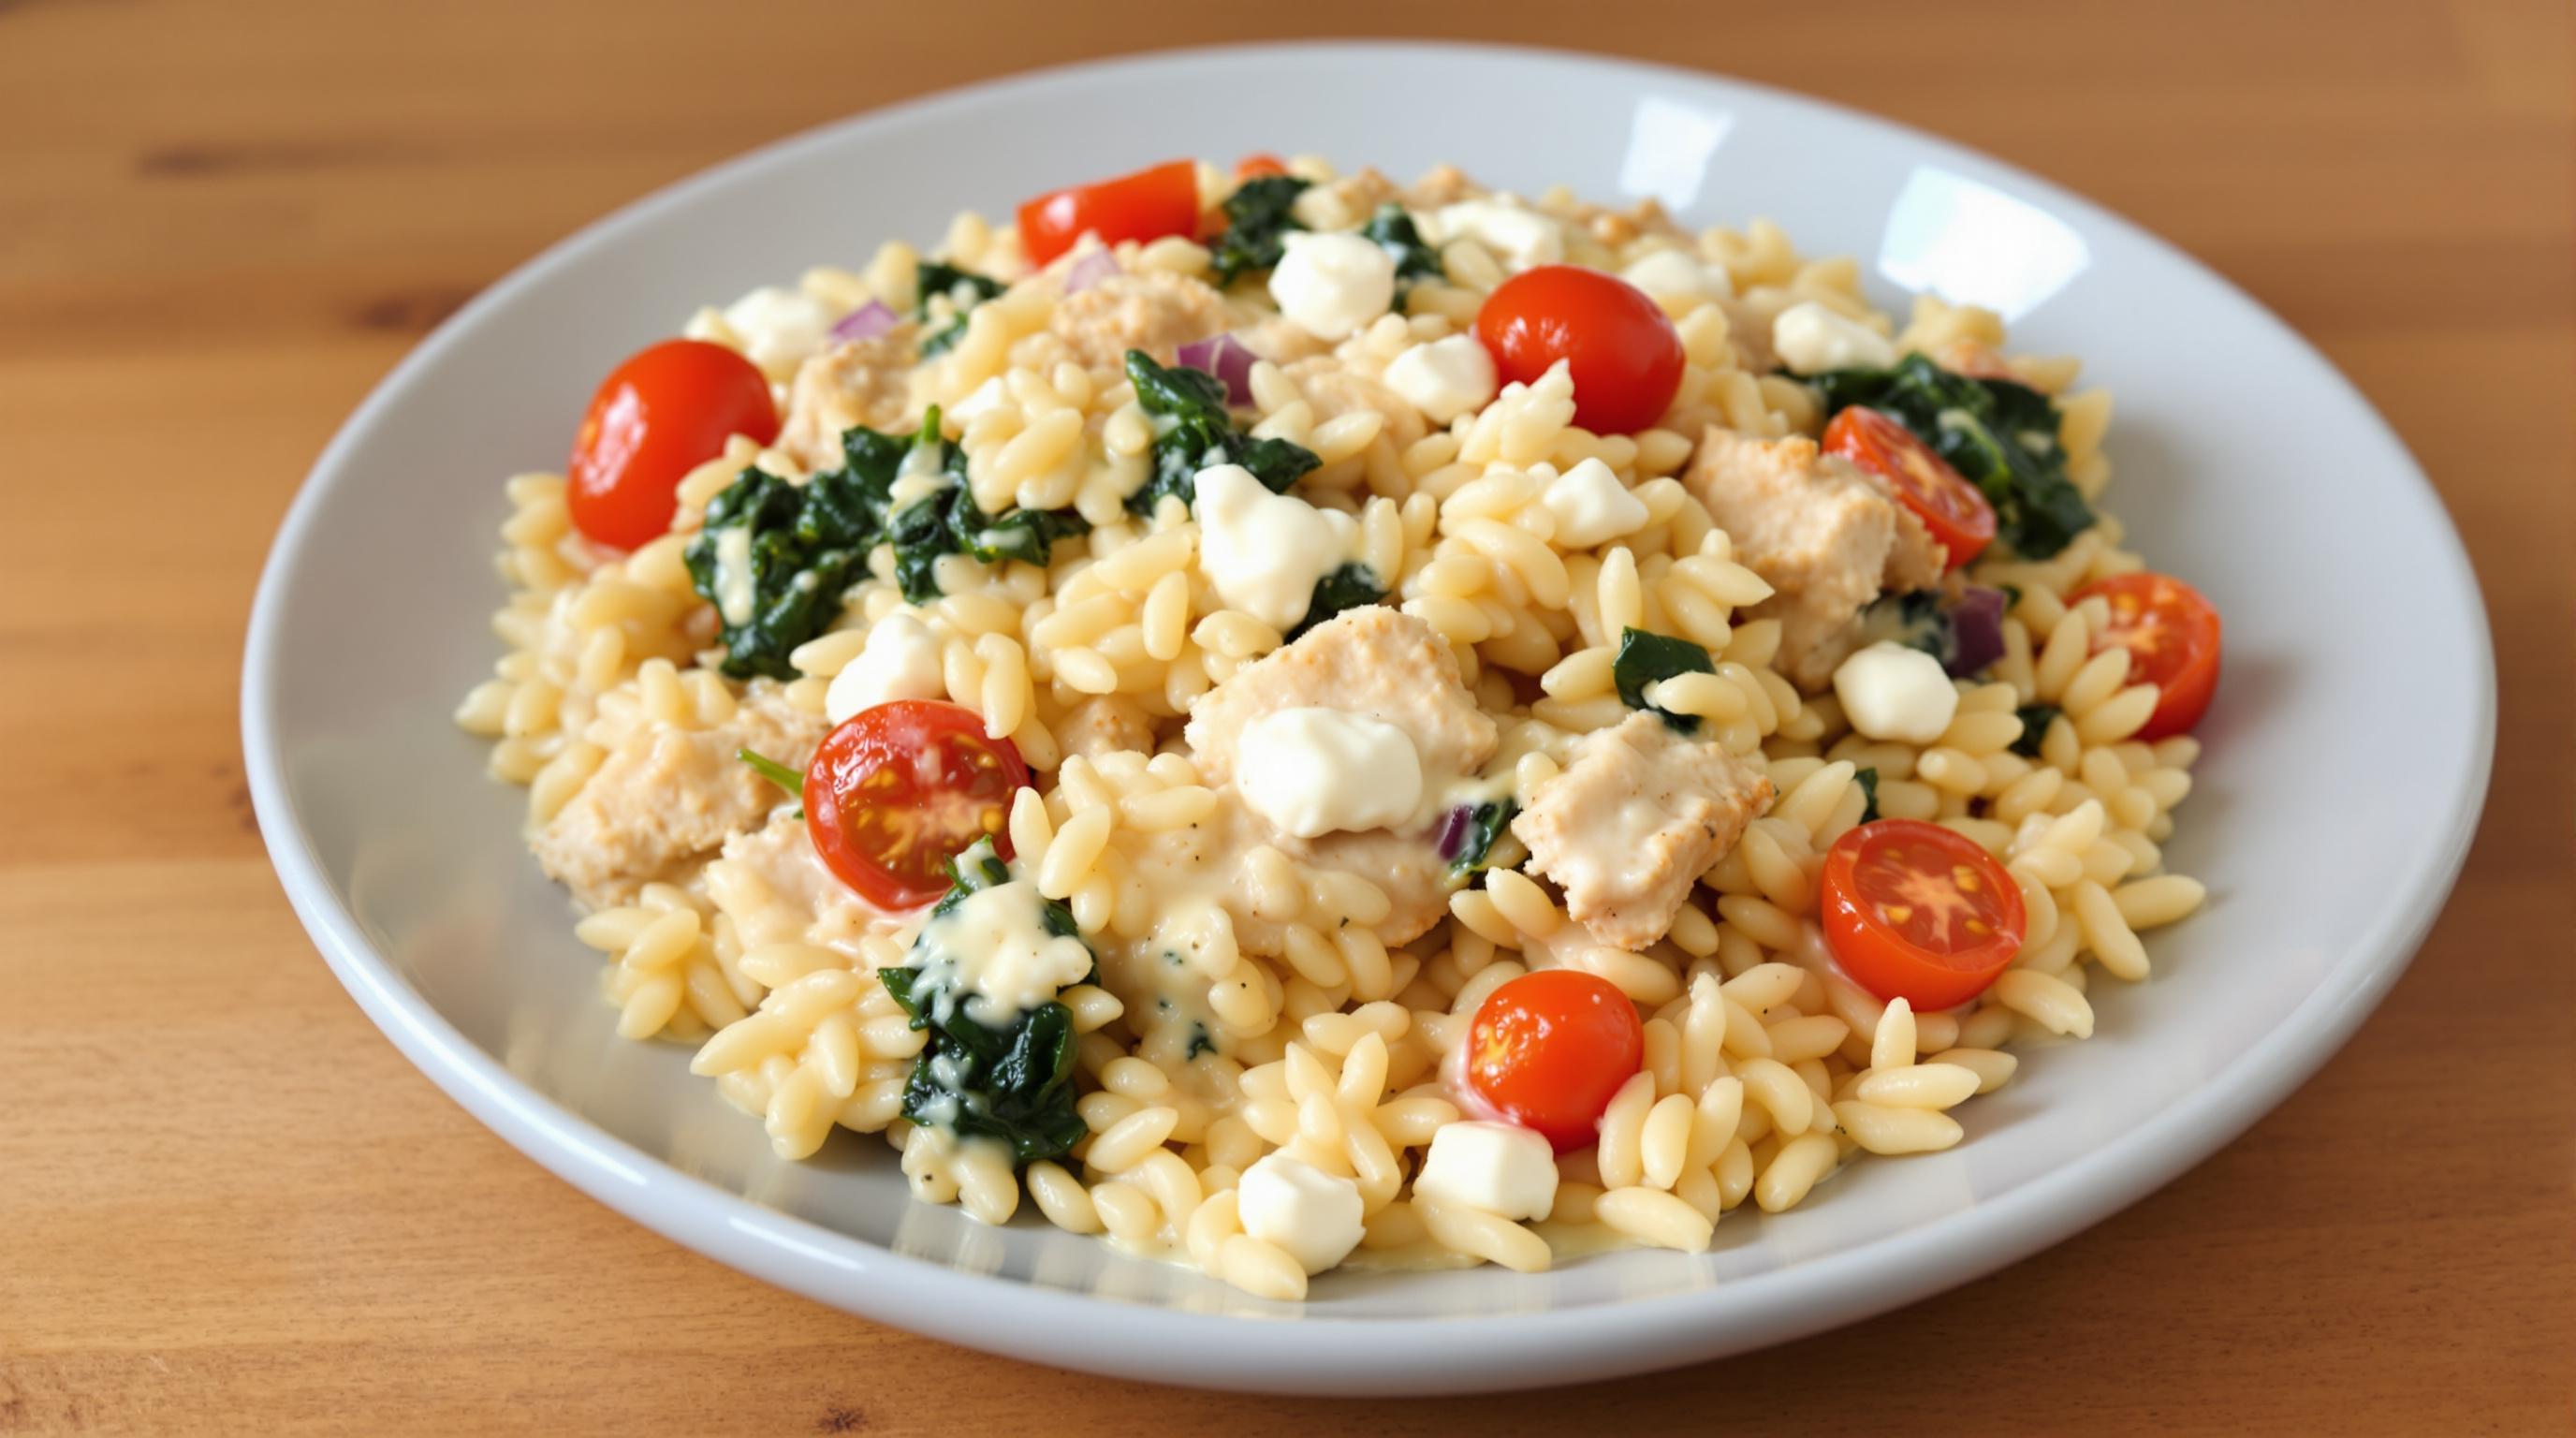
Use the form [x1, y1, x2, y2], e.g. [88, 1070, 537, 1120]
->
[1208, 175, 1311, 286]
[1612, 627, 1717, 733]
[2011, 703, 2061, 758]
[1122, 349, 1319, 515]
[1288, 562, 1387, 640]
[1359, 202, 1444, 303]
[915, 259, 1003, 357]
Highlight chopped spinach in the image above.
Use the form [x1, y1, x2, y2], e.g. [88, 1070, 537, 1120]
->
[1439, 798, 1518, 879]
[877, 839, 1090, 1167]
[684, 467, 869, 681]
[1183, 1023, 1219, 1062]
[686, 409, 1087, 668]
[1359, 202, 1444, 304]
[2011, 703, 2061, 758]
[915, 259, 1003, 357]
[1289, 562, 1387, 640]
[1612, 627, 1717, 733]
[1853, 766, 1881, 824]
[1811, 353, 2094, 559]
[1121, 349, 1320, 516]
[1208, 175, 1311, 286]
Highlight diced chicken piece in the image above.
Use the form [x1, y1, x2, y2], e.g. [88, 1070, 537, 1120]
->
[1046, 271, 1233, 373]
[1401, 164, 1483, 211]
[534, 683, 827, 910]
[1117, 789, 1456, 955]
[1236, 313, 1336, 367]
[1283, 358, 1427, 452]
[1055, 695, 1157, 761]
[710, 806, 876, 948]
[780, 331, 919, 472]
[1185, 608, 1496, 791]
[1511, 712, 1773, 950]
[1289, 168, 1398, 231]
[1683, 427, 1948, 689]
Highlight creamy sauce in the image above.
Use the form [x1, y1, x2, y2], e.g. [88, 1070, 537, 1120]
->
[908, 877, 1092, 1027]
[711, 524, 756, 627]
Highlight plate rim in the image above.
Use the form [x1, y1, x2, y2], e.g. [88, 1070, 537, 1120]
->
[241, 37, 2496, 1394]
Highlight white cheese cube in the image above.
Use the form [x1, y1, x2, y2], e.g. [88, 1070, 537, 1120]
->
[721, 286, 835, 378]
[824, 613, 945, 723]
[1383, 334, 1500, 424]
[1237, 707, 1424, 839]
[1192, 463, 1357, 632]
[1237, 1152, 1366, 1276]
[1832, 640, 1961, 744]
[1538, 457, 1651, 549]
[1434, 198, 1566, 271]
[1413, 1121, 1559, 1222]
[1771, 300, 1899, 374]
[1619, 247, 1728, 300]
[1268, 231, 1397, 341]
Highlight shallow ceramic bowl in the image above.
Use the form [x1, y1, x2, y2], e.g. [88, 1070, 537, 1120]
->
[243, 41, 2494, 1395]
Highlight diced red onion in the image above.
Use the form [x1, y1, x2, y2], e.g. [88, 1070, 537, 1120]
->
[1063, 248, 1120, 294]
[1432, 804, 1474, 862]
[828, 299, 899, 343]
[1175, 333, 1258, 407]
[1945, 585, 2008, 677]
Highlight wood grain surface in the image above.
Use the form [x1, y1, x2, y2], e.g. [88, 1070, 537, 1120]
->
[3, 1, 2569, 1432]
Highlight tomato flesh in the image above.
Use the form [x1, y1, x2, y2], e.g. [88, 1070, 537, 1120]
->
[1824, 405, 1997, 567]
[1474, 265, 1685, 435]
[2071, 572, 2222, 741]
[803, 700, 1032, 912]
[1462, 969, 1644, 1152]
[1017, 160, 1201, 268]
[1822, 819, 2027, 1010]
[568, 339, 778, 550]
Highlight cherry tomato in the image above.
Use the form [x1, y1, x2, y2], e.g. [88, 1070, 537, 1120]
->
[1462, 969, 1644, 1152]
[1017, 159, 1201, 268]
[1822, 819, 2027, 1010]
[2071, 573, 2223, 740]
[567, 339, 778, 550]
[803, 700, 1032, 912]
[1474, 265, 1685, 435]
[1234, 153, 1288, 180]
[1824, 406, 1998, 567]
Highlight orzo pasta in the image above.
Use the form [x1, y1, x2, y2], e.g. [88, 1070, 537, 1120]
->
[457, 154, 2217, 1300]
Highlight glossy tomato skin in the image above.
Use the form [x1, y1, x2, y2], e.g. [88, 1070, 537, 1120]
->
[1233, 153, 1288, 179]
[803, 700, 1032, 912]
[2071, 573, 2222, 741]
[1017, 160, 1201, 268]
[1462, 969, 1645, 1152]
[1822, 819, 2027, 1011]
[1823, 406, 1998, 567]
[568, 339, 778, 550]
[1474, 265, 1685, 435]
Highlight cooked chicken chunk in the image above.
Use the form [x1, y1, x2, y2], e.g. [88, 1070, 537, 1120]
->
[534, 683, 826, 910]
[710, 806, 875, 948]
[1289, 168, 1399, 231]
[1055, 695, 1157, 761]
[1184, 608, 1496, 791]
[1046, 271, 1233, 373]
[1683, 427, 1948, 689]
[1512, 712, 1774, 950]
[1284, 358, 1427, 451]
[780, 331, 918, 472]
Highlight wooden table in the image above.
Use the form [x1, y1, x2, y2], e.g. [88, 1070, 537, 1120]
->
[5, 1, 2568, 1431]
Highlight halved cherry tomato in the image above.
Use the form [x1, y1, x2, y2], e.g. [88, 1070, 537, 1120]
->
[804, 700, 1032, 911]
[568, 339, 778, 550]
[1017, 159, 1201, 268]
[2071, 573, 2223, 740]
[1474, 265, 1685, 435]
[1822, 819, 2027, 1010]
[1462, 969, 1644, 1152]
[1824, 405, 1998, 568]
[1234, 153, 1288, 180]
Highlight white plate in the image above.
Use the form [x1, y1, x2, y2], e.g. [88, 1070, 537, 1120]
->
[242, 41, 2494, 1394]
